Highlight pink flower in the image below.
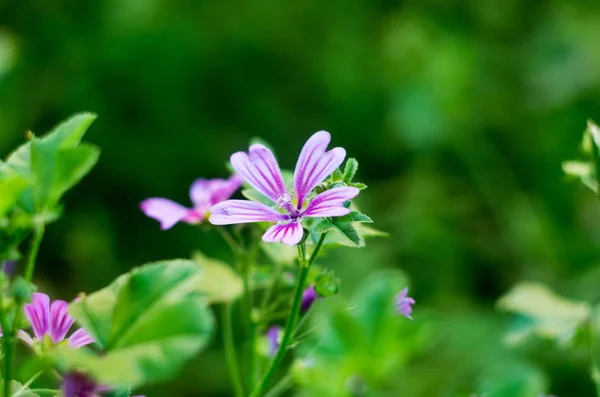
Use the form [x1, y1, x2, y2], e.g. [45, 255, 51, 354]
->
[140, 175, 243, 230]
[395, 288, 415, 319]
[21, 293, 94, 348]
[209, 131, 359, 245]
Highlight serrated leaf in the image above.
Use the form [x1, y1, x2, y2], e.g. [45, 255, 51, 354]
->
[497, 282, 591, 345]
[349, 182, 367, 190]
[330, 168, 343, 182]
[192, 251, 243, 303]
[59, 260, 214, 388]
[329, 219, 363, 247]
[335, 211, 372, 223]
[342, 158, 358, 184]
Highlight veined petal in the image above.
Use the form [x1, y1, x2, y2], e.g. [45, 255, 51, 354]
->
[231, 144, 286, 203]
[302, 187, 359, 218]
[49, 300, 75, 343]
[68, 328, 95, 348]
[209, 200, 287, 225]
[140, 198, 190, 230]
[190, 175, 243, 208]
[262, 221, 304, 246]
[294, 131, 346, 208]
[24, 292, 50, 340]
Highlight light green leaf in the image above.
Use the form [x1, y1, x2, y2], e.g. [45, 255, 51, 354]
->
[342, 158, 358, 184]
[51, 144, 100, 205]
[349, 182, 367, 190]
[0, 175, 28, 217]
[261, 242, 297, 266]
[192, 251, 243, 303]
[497, 282, 591, 345]
[562, 160, 598, 193]
[10, 381, 41, 397]
[59, 260, 214, 388]
[42, 112, 97, 148]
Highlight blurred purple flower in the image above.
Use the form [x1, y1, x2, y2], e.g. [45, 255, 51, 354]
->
[141, 175, 243, 230]
[62, 372, 145, 397]
[1, 260, 17, 277]
[266, 326, 282, 356]
[210, 131, 359, 245]
[21, 293, 94, 348]
[395, 288, 415, 319]
[301, 285, 318, 312]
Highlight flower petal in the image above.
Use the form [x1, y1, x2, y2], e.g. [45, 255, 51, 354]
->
[18, 330, 33, 346]
[209, 200, 287, 225]
[140, 198, 190, 230]
[24, 292, 50, 340]
[302, 187, 359, 218]
[294, 131, 346, 208]
[68, 327, 95, 348]
[262, 221, 304, 246]
[190, 175, 243, 209]
[49, 300, 75, 343]
[231, 144, 287, 203]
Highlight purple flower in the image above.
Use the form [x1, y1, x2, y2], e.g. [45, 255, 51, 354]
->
[21, 293, 94, 348]
[266, 326, 282, 356]
[62, 372, 145, 397]
[395, 288, 415, 319]
[141, 175, 243, 230]
[209, 131, 359, 245]
[301, 285, 318, 312]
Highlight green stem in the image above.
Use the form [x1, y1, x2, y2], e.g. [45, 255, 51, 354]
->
[222, 303, 245, 397]
[242, 257, 257, 390]
[24, 225, 44, 283]
[27, 390, 58, 396]
[589, 316, 600, 397]
[250, 233, 327, 397]
[262, 374, 293, 397]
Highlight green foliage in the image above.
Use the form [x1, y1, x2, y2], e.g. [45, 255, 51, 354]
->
[312, 268, 340, 297]
[563, 120, 600, 194]
[497, 282, 591, 345]
[192, 250, 243, 303]
[294, 270, 425, 396]
[0, 113, 99, 216]
[312, 210, 380, 247]
[10, 381, 40, 397]
[476, 361, 548, 397]
[56, 260, 214, 388]
[0, 175, 28, 218]
[342, 158, 358, 184]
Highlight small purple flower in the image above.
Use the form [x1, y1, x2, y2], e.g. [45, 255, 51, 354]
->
[62, 372, 145, 397]
[21, 293, 94, 348]
[301, 285, 318, 312]
[209, 131, 359, 245]
[1, 260, 17, 277]
[395, 287, 415, 319]
[266, 326, 282, 356]
[141, 175, 243, 230]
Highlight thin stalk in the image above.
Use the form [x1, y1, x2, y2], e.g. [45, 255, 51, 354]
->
[24, 225, 45, 283]
[222, 304, 245, 397]
[262, 374, 293, 397]
[12, 370, 43, 397]
[588, 316, 600, 397]
[242, 256, 257, 390]
[250, 233, 327, 397]
[27, 390, 58, 396]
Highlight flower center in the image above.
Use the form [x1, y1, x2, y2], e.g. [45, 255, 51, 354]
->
[277, 192, 300, 218]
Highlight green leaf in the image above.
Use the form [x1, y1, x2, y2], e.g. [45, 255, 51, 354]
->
[58, 260, 215, 388]
[349, 182, 367, 190]
[497, 282, 591, 345]
[312, 268, 341, 297]
[192, 251, 243, 303]
[329, 219, 362, 246]
[476, 361, 548, 397]
[330, 168, 343, 182]
[335, 211, 372, 223]
[10, 381, 41, 397]
[342, 158, 358, 184]
[1, 113, 98, 214]
[260, 242, 297, 266]
[0, 175, 28, 217]
[51, 144, 100, 205]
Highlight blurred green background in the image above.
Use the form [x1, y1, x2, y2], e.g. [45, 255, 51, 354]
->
[2, 0, 600, 396]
